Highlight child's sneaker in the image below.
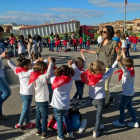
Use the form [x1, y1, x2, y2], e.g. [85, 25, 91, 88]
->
[25, 122, 36, 129]
[57, 136, 64, 140]
[36, 130, 42, 136]
[78, 99, 82, 105]
[112, 120, 124, 127]
[66, 132, 74, 138]
[72, 98, 77, 104]
[128, 122, 139, 128]
[15, 124, 22, 129]
[41, 132, 51, 139]
[93, 131, 100, 138]
[99, 124, 104, 129]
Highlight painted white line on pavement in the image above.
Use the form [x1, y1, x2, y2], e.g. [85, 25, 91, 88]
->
[10, 85, 19, 89]
[14, 129, 36, 140]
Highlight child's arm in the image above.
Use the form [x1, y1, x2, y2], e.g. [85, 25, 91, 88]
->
[81, 50, 86, 70]
[83, 49, 97, 54]
[7, 58, 17, 73]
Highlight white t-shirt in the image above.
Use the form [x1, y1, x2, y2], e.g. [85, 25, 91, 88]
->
[121, 39, 127, 48]
[72, 61, 118, 99]
[97, 36, 103, 44]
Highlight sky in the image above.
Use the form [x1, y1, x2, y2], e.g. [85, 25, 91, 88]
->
[0, 0, 140, 26]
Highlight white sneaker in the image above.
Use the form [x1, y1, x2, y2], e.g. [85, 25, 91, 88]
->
[57, 136, 64, 140]
[99, 124, 104, 130]
[93, 131, 100, 138]
[128, 122, 139, 128]
[66, 132, 74, 138]
[112, 120, 124, 127]
[78, 99, 82, 105]
[72, 98, 77, 104]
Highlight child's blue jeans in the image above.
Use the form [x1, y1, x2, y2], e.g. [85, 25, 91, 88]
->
[73, 80, 85, 100]
[133, 44, 137, 51]
[82, 42, 86, 49]
[74, 46, 77, 51]
[19, 94, 32, 125]
[119, 95, 137, 124]
[48, 83, 53, 102]
[53, 108, 72, 139]
[36, 101, 48, 134]
[56, 46, 59, 51]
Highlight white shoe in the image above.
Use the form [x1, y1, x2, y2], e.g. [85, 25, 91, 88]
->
[128, 122, 139, 128]
[72, 98, 77, 104]
[66, 132, 74, 138]
[93, 131, 100, 138]
[78, 99, 82, 105]
[99, 124, 104, 130]
[112, 120, 124, 127]
[57, 136, 64, 140]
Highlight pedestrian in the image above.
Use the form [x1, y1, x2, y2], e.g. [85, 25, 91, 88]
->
[97, 31, 103, 47]
[112, 49, 139, 128]
[55, 37, 59, 52]
[0, 26, 11, 120]
[82, 32, 87, 49]
[125, 33, 130, 57]
[132, 35, 138, 52]
[72, 37, 78, 52]
[86, 38, 90, 50]
[63, 39, 68, 52]
[120, 34, 127, 50]
[50, 33, 54, 52]
[83, 25, 118, 109]
[7, 57, 36, 129]
[70, 55, 121, 138]
[31, 37, 37, 61]
[79, 37, 83, 49]
[129, 34, 133, 48]
[29, 58, 54, 139]
[36, 35, 42, 58]
[50, 65, 75, 140]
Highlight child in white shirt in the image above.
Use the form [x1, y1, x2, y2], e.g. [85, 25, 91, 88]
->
[112, 50, 139, 128]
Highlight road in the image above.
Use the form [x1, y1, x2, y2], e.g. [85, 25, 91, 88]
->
[0, 44, 140, 140]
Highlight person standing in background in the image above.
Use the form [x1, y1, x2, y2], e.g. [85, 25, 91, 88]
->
[82, 32, 87, 49]
[132, 35, 138, 52]
[97, 31, 103, 47]
[125, 34, 130, 57]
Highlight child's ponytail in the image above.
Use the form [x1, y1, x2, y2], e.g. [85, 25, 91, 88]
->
[88, 63, 95, 74]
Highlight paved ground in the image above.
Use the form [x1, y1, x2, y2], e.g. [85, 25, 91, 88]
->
[0, 44, 140, 140]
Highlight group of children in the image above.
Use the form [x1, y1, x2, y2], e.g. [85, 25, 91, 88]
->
[6, 45, 139, 139]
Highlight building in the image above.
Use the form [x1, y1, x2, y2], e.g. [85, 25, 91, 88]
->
[4, 23, 17, 26]
[2, 25, 12, 33]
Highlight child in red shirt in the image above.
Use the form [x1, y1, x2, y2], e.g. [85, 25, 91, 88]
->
[73, 37, 78, 52]
[86, 38, 90, 50]
[58, 38, 62, 50]
[55, 38, 59, 52]
[79, 37, 83, 49]
[48, 38, 51, 51]
[132, 35, 138, 52]
[63, 39, 67, 52]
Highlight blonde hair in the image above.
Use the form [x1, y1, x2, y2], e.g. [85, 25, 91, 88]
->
[88, 60, 105, 74]
[33, 61, 48, 73]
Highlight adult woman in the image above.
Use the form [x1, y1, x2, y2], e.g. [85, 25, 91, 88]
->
[9, 33, 17, 57]
[83, 25, 118, 109]
[25, 35, 33, 59]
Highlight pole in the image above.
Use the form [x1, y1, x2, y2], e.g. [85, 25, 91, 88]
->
[124, 0, 126, 33]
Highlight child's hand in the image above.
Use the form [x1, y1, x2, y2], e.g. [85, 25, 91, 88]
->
[47, 57, 52, 62]
[1, 52, 6, 58]
[38, 57, 43, 61]
[116, 54, 122, 62]
[68, 60, 74, 67]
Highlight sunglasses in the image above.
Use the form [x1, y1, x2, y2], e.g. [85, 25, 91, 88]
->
[101, 31, 107, 34]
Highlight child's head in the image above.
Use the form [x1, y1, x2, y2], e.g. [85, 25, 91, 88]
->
[0, 26, 4, 40]
[17, 58, 31, 69]
[10, 33, 14, 38]
[75, 57, 84, 69]
[122, 58, 134, 68]
[54, 65, 74, 77]
[121, 34, 126, 40]
[88, 60, 105, 75]
[33, 61, 48, 74]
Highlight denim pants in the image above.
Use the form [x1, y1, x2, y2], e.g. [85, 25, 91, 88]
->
[91, 98, 105, 133]
[73, 80, 85, 100]
[74, 46, 77, 51]
[64, 45, 67, 51]
[36, 101, 48, 134]
[87, 45, 90, 50]
[49, 43, 51, 50]
[0, 77, 11, 115]
[10, 44, 17, 56]
[79, 44, 82, 49]
[53, 108, 72, 139]
[125, 44, 130, 57]
[119, 95, 137, 124]
[48, 83, 53, 102]
[133, 44, 137, 51]
[19, 94, 32, 125]
[82, 42, 86, 49]
[51, 41, 54, 51]
[59, 44, 62, 49]
[56, 46, 59, 51]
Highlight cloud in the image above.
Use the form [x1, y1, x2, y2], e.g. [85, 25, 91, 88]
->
[89, 0, 140, 12]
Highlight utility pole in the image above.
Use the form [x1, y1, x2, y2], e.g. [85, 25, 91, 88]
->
[124, 0, 127, 33]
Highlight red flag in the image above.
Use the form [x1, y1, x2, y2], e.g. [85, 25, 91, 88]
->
[125, 0, 128, 4]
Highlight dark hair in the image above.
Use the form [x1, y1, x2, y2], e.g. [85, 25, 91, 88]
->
[125, 33, 129, 38]
[50, 33, 53, 36]
[75, 57, 84, 68]
[104, 25, 114, 39]
[54, 65, 74, 77]
[11, 33, 14, 37]
[122, 58, 134, 67]
[115, 30, 121, 38]
[33, 61, 48, 73]
[0, 26, 4, 32]
[36, 35, 42, 42]
[19, 35, 25, 44]
[121, 34, 126, 40]
[17, 58, 31, 67]
[27, 34, 31, 39]
[51, 57, 56, 63]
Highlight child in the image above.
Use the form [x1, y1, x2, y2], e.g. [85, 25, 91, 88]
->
[132, 35, 138, 52]
[55, 37, 59, 52]
[63, 39, 67, 52]
[121, 34, 127, 50]
[48, 38, 51, 51]
[7, 57, 36, 129]
[31, 37, 37, 61]
[112, 50, 139, 128]
[72, 37, 78, 52]
[18, 35, 26, 58]
[29, 58, 54, 139]
[72, 50, 86, 104]
[70, 55, 121, 138]
[125, 33, 130, 57]
[79, 37, 83, 49]
[50, 65, 75, 140]
[86, 38, 90, 50]
[58, 37, 62, 50]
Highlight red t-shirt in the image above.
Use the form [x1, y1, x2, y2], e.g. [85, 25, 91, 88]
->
[73, 39, 77, 46]
[87, 40, 90, 45]
[79, 38, 83, 44]
[129, 36, 133, 42]
[58, 39, 61, 44]
[132, 37, 138, 44]
[48, 39, 50, 43]
[63, 40, 67, 46]
[55, 41, 59, 47]
[9, 37, 16, 44]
